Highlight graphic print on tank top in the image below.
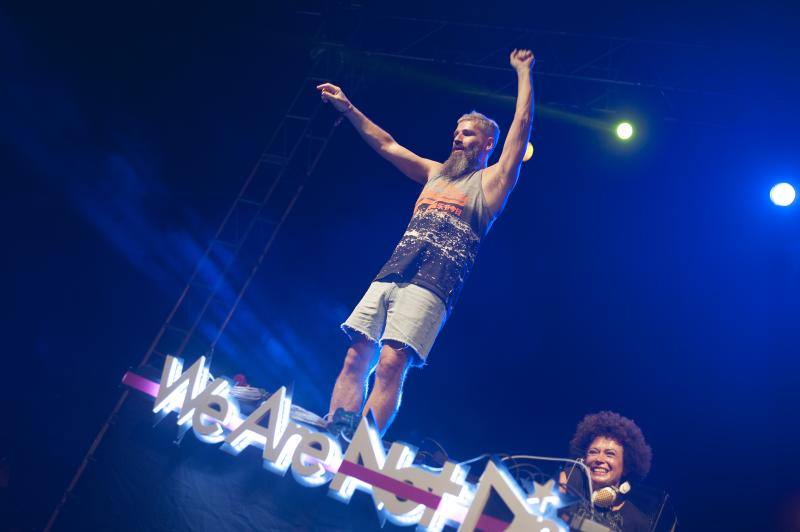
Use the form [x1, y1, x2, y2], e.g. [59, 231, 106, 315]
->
[375, 170, 494, 312]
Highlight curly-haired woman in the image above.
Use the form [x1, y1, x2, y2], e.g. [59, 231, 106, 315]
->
[561, 411, 653, 531]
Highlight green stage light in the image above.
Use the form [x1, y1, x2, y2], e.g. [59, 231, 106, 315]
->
[616, 122, 634, 140]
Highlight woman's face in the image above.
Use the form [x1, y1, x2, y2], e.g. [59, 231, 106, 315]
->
[585, 436, 625, 489]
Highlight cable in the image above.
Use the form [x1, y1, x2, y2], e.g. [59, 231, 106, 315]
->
[503, 455, 593, 496]
[502, 454, 598, 520]
[457, 453, 492, 467]
[419, 437, 450, 462]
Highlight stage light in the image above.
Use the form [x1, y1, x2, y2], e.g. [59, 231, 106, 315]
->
[770, 183, 796, 206]
[615, 122, 634, 140]
[523, 142, 534, 162]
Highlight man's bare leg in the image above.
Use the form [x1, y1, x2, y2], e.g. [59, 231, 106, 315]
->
[362, 341, 412, 435]
[329, 335, 379, 416]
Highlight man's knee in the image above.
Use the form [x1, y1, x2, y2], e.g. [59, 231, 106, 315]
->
[375, 343, 412, 383]
[342, 337, 377, 376]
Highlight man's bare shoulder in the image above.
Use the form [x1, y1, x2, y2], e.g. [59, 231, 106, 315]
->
[481, 162, 519, 216]
[480, 162, 502, 184]
[424, 160, 444, 182]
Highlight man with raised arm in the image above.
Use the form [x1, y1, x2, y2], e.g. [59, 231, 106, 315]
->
[318, 49, 535, 438]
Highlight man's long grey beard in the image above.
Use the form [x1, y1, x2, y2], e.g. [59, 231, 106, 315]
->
[441, 148, 480, 179]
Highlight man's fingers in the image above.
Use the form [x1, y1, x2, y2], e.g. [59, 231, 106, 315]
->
[316, 82, 340, 95]
[320, 90, 345, 105]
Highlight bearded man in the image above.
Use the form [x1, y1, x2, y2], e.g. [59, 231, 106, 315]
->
[317, 49, 535, 438]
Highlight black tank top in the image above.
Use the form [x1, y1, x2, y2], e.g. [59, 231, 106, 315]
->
[375, 169, 495, 313]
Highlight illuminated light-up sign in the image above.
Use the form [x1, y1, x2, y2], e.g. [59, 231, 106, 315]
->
[124, 355, 567, 531]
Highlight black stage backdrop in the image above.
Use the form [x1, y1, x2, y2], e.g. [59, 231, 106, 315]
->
[55, 391, 393, 532]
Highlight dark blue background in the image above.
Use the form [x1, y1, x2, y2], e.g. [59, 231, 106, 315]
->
[3, 1, 799, 530]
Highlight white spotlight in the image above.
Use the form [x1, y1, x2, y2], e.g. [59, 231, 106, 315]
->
[770, 182, 796, 206]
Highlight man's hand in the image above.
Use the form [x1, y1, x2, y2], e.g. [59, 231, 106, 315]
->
[316, 82, 353, 113]
[509, 48, 535, 73]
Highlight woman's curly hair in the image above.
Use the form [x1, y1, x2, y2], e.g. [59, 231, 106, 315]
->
[569, 411, 652, 482]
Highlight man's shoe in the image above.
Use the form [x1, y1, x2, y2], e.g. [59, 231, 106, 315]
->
[327, 408, 360, 442]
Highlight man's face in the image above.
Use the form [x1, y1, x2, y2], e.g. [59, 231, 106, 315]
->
[585, 436, 625, 489]
[452, 120, 490, 158]
[441, 120, 491, 177]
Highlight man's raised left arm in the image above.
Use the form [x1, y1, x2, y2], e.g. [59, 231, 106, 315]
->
[483, 49, 534, 215]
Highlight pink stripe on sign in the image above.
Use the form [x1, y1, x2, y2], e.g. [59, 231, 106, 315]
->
[337, 459, 441, 510]
[477, 513, 511, 531]
[122, 371, 160, 397]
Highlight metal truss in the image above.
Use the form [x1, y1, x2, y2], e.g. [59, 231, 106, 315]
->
[45, 8, 365, 530]
[299, 7, 735, 127]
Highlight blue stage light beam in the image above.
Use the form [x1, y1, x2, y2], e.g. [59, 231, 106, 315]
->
[770, 182, 796, 207]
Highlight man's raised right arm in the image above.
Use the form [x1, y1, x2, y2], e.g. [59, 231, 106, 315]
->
[317, 83, 440, 185]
